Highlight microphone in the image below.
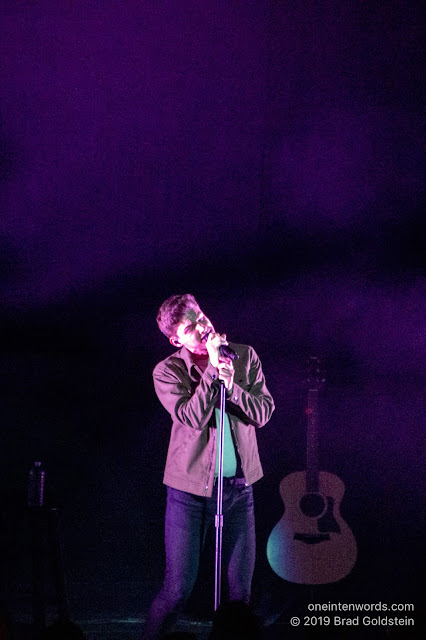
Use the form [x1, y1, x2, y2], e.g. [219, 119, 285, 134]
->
[202, 331, 239, 360]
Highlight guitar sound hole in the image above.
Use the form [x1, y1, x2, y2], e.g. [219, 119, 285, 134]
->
[300, 493, 326, 518]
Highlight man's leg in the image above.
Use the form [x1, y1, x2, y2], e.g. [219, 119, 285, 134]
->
[142, 487, 206, 640]
[223, 484, 256, 603]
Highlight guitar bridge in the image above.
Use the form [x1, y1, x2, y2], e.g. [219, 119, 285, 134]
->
[294, 533, 330, 544]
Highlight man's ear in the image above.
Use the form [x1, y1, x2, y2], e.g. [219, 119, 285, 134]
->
[169, 336, 181, 348]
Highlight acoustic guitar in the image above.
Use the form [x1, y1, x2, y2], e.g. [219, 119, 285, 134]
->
[266, 357, 357, 584]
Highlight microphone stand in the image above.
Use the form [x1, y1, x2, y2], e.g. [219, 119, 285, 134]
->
[214, 380, 226, 611]
[208, 334, 238, 611]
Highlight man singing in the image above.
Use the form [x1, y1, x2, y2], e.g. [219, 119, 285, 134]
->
[142, 294, 274, 639]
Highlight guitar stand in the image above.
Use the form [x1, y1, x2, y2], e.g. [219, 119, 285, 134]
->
[1, 503, 69, 637]
[30, 506, 69, 634]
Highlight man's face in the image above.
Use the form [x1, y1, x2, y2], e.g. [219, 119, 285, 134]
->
[170, 306, 214, 354]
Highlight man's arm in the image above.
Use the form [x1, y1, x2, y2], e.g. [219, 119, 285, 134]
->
[227, 346, 275, 428]
[153, 358, 220, 430]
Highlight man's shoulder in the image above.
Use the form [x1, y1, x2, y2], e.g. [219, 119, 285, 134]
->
[229, 342, 254, 357]
[229, 342, 251, 348]
[153, 348, 188, 377]
[228, 343, 260, 369]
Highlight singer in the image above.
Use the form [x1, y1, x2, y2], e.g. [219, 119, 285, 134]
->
[142, 294, 274, 640]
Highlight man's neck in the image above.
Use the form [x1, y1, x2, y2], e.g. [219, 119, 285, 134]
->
[190, 351, 209, 372]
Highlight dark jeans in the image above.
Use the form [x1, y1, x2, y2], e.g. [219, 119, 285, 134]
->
[143, 480, 256, 639]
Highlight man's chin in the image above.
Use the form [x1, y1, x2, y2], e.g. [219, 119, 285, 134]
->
[192, 346, 208, 356]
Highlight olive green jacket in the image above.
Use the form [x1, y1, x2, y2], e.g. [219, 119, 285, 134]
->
[153, 343, 274, 497]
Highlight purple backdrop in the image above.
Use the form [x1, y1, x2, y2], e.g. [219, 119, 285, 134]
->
[1, 0, 424, 627]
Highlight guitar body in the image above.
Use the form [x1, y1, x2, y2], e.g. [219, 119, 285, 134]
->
[267, 470, 357, 584]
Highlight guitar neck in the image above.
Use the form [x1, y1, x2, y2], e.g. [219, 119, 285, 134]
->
[306, 388, 319, 493]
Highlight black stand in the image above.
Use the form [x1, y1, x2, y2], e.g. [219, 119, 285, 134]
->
[0, 503, 69, 638]
[30, 506, 69, 634]
[214, 381, 226, 611]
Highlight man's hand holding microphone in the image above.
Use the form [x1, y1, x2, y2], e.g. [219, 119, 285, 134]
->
[204, 332, 235, 392]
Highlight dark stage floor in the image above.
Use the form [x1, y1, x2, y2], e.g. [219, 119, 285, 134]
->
[2, 570, 422, 639]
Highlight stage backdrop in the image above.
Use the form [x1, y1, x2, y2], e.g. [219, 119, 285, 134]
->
[1, 0, 423, 624]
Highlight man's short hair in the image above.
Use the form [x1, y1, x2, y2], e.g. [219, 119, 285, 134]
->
[156, 294, 200, 337]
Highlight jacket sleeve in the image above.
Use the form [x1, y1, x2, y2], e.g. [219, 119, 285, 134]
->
[153, 358, 220, 430]
[227, 346, 274, 428]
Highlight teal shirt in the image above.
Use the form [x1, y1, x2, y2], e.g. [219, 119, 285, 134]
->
[214, 408, 237, 477]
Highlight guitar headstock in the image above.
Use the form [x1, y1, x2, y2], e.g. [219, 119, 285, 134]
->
[306, 356, 326, 391]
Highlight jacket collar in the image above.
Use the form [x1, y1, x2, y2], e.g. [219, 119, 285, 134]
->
[179, 346, 208, 377]
[179, 346, 194, 371]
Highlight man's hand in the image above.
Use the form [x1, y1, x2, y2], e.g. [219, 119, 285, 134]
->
[206, 333, 235, 392]
[205, 332, 228, 368]
[217, 357, 234, 392]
